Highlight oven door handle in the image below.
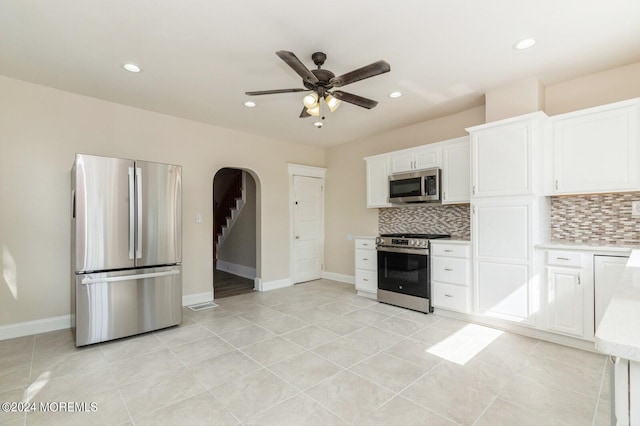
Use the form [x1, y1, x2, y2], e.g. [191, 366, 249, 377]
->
[376, 246, 429, 255]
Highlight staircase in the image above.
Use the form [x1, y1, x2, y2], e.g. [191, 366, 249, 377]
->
[215, 170, 245, 253]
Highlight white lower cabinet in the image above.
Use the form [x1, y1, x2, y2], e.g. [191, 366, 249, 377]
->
[544, 250, 589, 338]
[354, 237, 377, 299]
[612, 359, 640, 425]
[539, 249, 631, 342]
[594, 255, 629, 330]
[431, 241, 471, 313]
[546, 266, 584, 337]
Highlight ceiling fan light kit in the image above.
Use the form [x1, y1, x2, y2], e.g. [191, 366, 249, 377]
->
[245, 50, 390, 128]
[303, 92, 319, 109]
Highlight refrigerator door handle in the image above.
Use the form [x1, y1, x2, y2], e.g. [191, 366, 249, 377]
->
[81, 269, 180, 285]
[128, 167, 135, 260]
[135, 167, 142, 259]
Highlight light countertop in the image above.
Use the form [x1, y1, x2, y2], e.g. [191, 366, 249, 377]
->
[432, 239, 471, 245]
[537, 242, 635, 254]
[595, 250, 640, 362]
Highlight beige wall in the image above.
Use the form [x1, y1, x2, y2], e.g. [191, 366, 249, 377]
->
[485, 78, 545, 122]
[0, 75, 324, 326]
[545, 62, 640, 116]
[324, 106, 485, 276]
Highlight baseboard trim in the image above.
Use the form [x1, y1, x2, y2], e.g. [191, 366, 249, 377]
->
[216, 260, 256, 280]
[322, 271, 355, 284]
[0, 290, 215, 342]
[183, 291, 213, 306]
[0, 315, 71, 341]
[255, 277, 292, 292]
[434, 309, 597, 353]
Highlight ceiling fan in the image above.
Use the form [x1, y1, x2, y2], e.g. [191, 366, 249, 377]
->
[245, 51, 391, 127]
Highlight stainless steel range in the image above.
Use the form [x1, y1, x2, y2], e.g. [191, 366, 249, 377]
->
[376, 233, 450, 313]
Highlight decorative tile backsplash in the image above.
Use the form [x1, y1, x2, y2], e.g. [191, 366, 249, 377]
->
[551, 192, 640, 246]
[379, 204, 471, 239]
[379, 192, 640, 245]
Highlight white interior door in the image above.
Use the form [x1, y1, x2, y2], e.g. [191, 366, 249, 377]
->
[292, 175, 324, 284]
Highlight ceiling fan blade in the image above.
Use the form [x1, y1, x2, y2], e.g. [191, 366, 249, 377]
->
[245, 88, 309, 96]
[331, 90, 379, 109]
[299, 107, 311, 118]
[330, 60, 391, 87]
[276, 51, 319, 85]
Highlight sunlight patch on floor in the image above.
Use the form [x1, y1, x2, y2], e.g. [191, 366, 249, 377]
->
[23, 371, 50, 402]
[3, 244, 17, 299]
[426, 323, 503, 365]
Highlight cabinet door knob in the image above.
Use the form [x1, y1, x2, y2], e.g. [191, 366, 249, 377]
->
[556, 257, 570, 261]
[363, 279, 369, 282]
[444, 294, 454, 297]
[363, 258, 368, 261]
[444, 249, 453, 252]
[444, 268, 453, 271]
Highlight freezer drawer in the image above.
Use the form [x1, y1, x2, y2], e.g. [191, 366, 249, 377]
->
[74, 266, 182, 346]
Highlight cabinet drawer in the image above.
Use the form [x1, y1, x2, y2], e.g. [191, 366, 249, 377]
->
[355, 249, 376, 271]
[355, 239, 376, 250]
[547, 250, 582, 267]
[432, 257, 468, 285]
[355, 269, 377, 293]
[432, 282, 469, 312]
[431, 243, 469, 258]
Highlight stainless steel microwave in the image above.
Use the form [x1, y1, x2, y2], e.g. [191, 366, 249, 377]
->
[388, 168, 441, 203]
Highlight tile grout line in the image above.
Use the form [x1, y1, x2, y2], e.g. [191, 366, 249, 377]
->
[103, 346, 136, 426]
[591, 357, 609, 426]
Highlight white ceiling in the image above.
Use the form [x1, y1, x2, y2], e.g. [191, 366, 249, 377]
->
[1, 1, 639, 147]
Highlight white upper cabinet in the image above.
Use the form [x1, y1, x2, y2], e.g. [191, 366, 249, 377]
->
[441, 137, 470, 204]
[390, 145, 441, 174]
[364, 154, 391, 208]
[550, 98, 640, 195]
[468, 112, 548, 198]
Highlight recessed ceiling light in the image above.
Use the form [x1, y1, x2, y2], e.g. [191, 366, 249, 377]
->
[243, 101, 256, 108]
[389, 91, 402, 98]
[123, 63, 141, 73]
[313, 121, 323, 128]
[513, 38, 536, 50]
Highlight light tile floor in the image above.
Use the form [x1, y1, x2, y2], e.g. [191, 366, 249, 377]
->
[1, 279, 610, 425]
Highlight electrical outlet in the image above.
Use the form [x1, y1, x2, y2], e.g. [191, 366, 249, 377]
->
[195, 213, 202, 224]
[633, 201, 640, 217]
[347, 233, 353, 241]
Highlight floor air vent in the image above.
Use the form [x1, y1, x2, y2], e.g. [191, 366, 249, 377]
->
[187, 301, 218, 311]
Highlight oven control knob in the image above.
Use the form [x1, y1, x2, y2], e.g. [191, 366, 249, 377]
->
[422, 240, 427, 246]
[410, 240, 416, 246]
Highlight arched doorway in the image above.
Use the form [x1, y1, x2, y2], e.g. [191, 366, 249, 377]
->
[212, 168, 258, 298]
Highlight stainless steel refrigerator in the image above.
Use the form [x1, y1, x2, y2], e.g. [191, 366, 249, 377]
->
[71, 154, 182, 346]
